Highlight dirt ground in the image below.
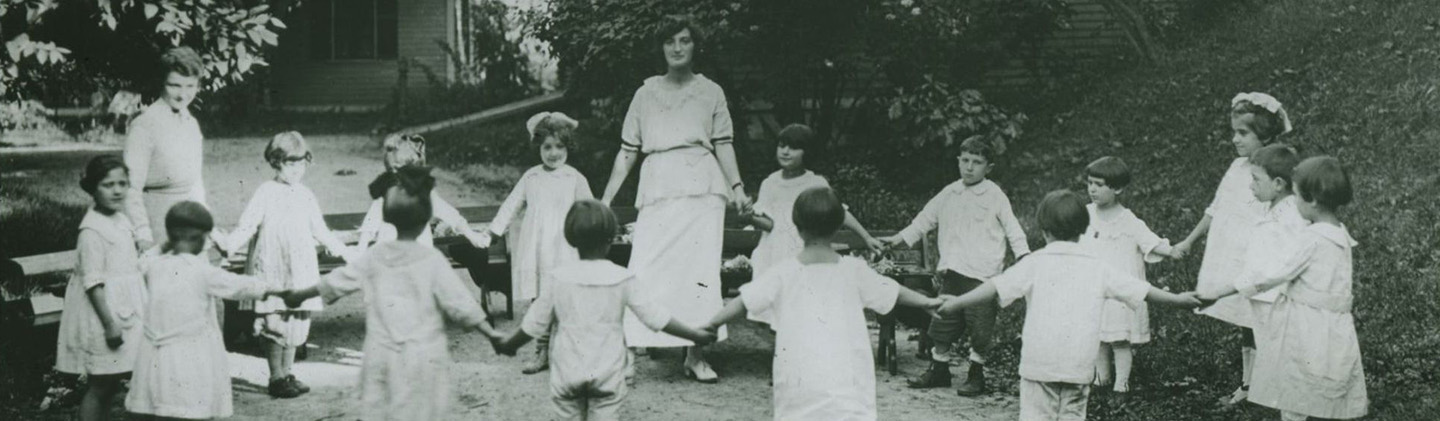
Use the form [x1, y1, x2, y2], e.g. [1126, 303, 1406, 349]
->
[3, 136, 1017, 420]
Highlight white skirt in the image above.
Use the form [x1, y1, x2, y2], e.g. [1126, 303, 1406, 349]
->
[622, 195, 728, 347]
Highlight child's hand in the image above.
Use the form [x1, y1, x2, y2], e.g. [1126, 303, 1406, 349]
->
[1171, 240, 1192, 259]
[923, 297, 945, 320]
[864, 236, 884, 253]
[878, 235, 904, 250]
[693, 329, 719, 346]
[280, 290, 309, 309]
[465, 231, 492, 249]
[1176, 291, 1206, 308]
[104, 327, 125, 350]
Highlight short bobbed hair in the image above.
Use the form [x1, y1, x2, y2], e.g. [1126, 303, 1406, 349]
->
[1036, 190, 1089, 242]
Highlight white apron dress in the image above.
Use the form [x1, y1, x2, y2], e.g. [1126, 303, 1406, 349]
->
[55, 210, 147, 375]
[220, 180, 347, 314]
[619, 74, 735, 348]
[489, 164, 592, 301]
[1081, 205, 1169, 344]
[749, 170, 830, 278]
[1196, 158, 1266, 327]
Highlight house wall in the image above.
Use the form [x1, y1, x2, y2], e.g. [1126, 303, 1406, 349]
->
[269, 0, 455, 109]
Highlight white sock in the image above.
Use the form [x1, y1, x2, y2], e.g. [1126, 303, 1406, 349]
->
[1241, 347, 1256, 388]
[1093, 343, 1113, 385]
[968, 349, 986, 365]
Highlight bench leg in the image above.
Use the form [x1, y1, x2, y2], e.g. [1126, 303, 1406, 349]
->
[881, 316, 898, 375]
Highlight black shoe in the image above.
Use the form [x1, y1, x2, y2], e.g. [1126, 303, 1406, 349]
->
[906, 366, 952, 389]
[269, 377, 303, 399]
[956, 363, 988, 396]
[296, 343, 309, 361]
[287, 375, 310, 394]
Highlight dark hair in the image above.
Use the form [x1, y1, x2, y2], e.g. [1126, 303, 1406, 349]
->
[368, 171, 396, 200]
[564, 199, 619, 253]
[654, 17, 705, 69]
[1231, 101, 1286, 142]
[776, 124, 818, 151]
[160, 47, 205, 79]
[1293, 156, 1352, 210]
[0, 258, 22, 283]
[80, 155, 129, 194]
[531, 116, 579, 149]
[793, 187, 845, 237]
[165, 201, 214, 234]
[1084, 156, 1131, 189]
[383, 165, 436, 230]
[1250, 143, 1301, 189]
[958, 135, 997, 164]
[1036, 190, 1089, 241]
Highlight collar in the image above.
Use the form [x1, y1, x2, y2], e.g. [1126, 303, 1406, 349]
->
[1033, 240, 1091, 257]
[79, 208, 133, 244]
[1307, 222, 1358, 248]
[148, 101, 192, 121]
[949, 179, 993, 196]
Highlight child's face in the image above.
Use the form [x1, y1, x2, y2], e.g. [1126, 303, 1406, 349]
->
[1230, 114, 1266, 158]
[276, 155, 309, 184]
[383, 135, 424, 170]
[956, 152, 992, 185]
[161, 72, 200, 111]
[776, 144, 805, 171]
[1248, 164, 1285, 203]
[168, 227, 209, 255]
[663, 29, 695, 70]
[540, 136, 568, 170]
[92, 167, 130, 214]
[1086, 176, 1119, 207]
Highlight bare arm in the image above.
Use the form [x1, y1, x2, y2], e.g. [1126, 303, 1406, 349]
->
[842, 210, 882, 251]
[1174, 215, 1212, 258]
[600, 150, 640, 206]
[662, 320, 718, 345]
[706, 297, 748, 330]
[714, 143, 748, 207]
[1146, 287, 1203, 308]
[85, 286, 124, 348]
[749, 214, 775, 232]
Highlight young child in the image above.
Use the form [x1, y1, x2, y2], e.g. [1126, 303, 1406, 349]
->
[486, 112, 594, 374]
[55, 156, 147, 421]
[493, 199, 716, 420]
[742, 124, 882, 278]
[125, 202, 284, 419]
[881, 136, 1030, 395]
[356, 133, 486, 251]
[1241, 144, 1307, 320]
[1080, 157, 1179, 393]
[938, 190, 1202, 420]
[1173, 92, 1294, 405]
[1199, 156, 1367, 420]
[707, 187, 943, 421]
[213, 131, 354, 398]
[282, 165, 504, 420]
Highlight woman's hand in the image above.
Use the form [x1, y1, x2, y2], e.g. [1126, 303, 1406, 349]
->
[104, 326, 125, 350]
[730, 185, 752, 212]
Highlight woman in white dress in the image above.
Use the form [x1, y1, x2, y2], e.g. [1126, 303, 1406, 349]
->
[122, 47, 207, 250]
[599, 19, 750, 383]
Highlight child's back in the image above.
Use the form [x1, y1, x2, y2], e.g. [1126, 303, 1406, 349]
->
[739, 256, 898, 420]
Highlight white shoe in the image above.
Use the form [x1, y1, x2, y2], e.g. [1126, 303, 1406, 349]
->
[683, 356, 718, 384]
[1220, 386, 1248, 406]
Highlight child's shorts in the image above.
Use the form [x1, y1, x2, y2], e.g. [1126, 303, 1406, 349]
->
[1019, 379, 1090, 421]
[255, 311, 311, 347]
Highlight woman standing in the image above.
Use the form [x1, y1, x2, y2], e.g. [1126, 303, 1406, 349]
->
[123, 47, 207, 250]
[600, 19, 749, 383]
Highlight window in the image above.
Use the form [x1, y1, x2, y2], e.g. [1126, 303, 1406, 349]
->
[309, 0, 398, 60]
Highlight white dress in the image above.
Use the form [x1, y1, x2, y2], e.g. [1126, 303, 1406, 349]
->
[620, 74, 735, 348]
[739, 257, 899, 421]
[489, 164, 592, 301]
[1196, 158, 1266, 327]
[220, 180, 347, 313]
[55, 209, 147, 375]
[122, 101, 206, 245]
[318, 241, 490, 421]
[1241, 195, 1309, 318]
[749, 170, 830, 278]
[125, 253, 269, 419]
[1235, 223, 1367, 419]
[1080, 205, 1168, 344]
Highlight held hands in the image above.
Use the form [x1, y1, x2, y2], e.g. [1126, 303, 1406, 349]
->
[695, 323, 721, 346]
[1171, 240, 1193, 259]
[465, 231, 493, 249]
[104, 326, 125, 350]
[488, 333, 516, 356]
[878, 235, 905, 251]
[863, 236, 884, 253]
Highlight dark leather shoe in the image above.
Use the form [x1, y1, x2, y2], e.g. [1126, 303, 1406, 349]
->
[906, 366, 952, 389]
[269, 377, 302, 399]
[286, 375, 310, 394]
[956, 363, 988, 396]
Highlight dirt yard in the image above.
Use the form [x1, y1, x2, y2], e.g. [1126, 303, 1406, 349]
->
[3, 135, 1017, 420]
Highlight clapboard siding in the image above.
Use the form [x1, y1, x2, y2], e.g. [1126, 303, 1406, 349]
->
[270, 0, 454, 108]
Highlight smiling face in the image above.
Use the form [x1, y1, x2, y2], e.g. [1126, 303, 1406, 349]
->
[276, 155, 309, 184]
[92, 168, 130, 214]
[956, 152, 992, 186]
[1230, 114, 1266, 158]
[1086, 176, 1119, 207]
[1249, 163, 1284, 203]
[161, 72, 200, 111]
[539, 136, 568, 170]
[776, 143, 805, 171]
[663, 28, 696, 71]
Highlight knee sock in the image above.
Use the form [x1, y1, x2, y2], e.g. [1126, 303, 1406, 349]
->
[1113, 345, 1133, 391]
[1094, 343, 1113, 384]
[1241, 347, 1256, 388]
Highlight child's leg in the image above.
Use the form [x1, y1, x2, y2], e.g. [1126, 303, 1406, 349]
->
[1112, 342, 1133, 392]
[80, 373, 123, 421]
[908, 272, 965, 388]
[1018, 379, 1060, 420]
[1241, 328, 1256, 387]
[587, 391, 624, 421]
[1094, 342, 1113, 386]
[1057, 382, 1091, 421]
[955, 274, 995, 395]
[267, 341, 287, 381]
[553, 396, 586, 421]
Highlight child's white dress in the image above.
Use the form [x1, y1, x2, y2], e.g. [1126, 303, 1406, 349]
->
[317, 241, 489, 420]
[357, 190, 471, 247]
[125, 253, 270, 419]
[749, 170, 830, 278]
[1242, 195, 1309, 320]
[1196, 157, 1265, 327]
[55, 209, 146, 375]
[1081, 204, 1169, 344]
[221, 180, 347, 314]
[739, 256, 899, 421]
[521, 260, 672, 419]
[490, 164, 592, 301]
[1234, 223, 1367, 419]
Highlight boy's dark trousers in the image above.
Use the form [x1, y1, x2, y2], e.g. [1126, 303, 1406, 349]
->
[908, 270, 996, 395]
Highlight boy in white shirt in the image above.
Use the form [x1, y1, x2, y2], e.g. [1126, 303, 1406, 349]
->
[882, 136, 1030, 395]
[937, 190, 1202, 420]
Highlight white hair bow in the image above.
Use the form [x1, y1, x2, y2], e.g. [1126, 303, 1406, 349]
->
[1231, 92, 1293, 134]
[526, 111, 579, 138]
